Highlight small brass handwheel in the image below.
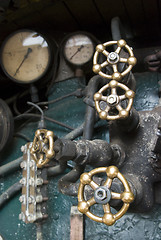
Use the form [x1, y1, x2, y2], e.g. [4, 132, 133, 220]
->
[93, 39, 137, 80]
[78, 166, 134, 226]
[30, 129, 55, 168]
[94, 80, 135, 120]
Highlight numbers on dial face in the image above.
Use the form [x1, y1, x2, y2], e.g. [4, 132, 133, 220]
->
[64, 34, 94, 65]
[1, 31, 50, 83]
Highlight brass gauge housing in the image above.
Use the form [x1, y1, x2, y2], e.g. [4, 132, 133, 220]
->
[0, 29, 52, 84]
[63, 32, 96, 68]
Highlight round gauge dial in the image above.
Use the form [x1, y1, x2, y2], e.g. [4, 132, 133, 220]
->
[0, 30, 51, 83]
[63, 33, 95, 66]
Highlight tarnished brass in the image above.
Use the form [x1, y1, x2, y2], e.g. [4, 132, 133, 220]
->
[94, 80, 135, 120]
[30, 129, 55, 168]
[78, 166, 134, 226]
[93, 39, 137, 80]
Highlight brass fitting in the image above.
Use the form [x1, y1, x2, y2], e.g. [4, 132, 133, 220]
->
[93, 39, 137, 80]
[30, 129, 55, 168]
[78, 166, 134, 226]
[94, 80, 135, 120]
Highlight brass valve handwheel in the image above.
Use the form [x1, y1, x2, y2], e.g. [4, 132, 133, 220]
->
[30, 129, 55, 168]
[94, 80, 135, 120]
[78, 166, 134, 226]
[93, 39, 137, 81]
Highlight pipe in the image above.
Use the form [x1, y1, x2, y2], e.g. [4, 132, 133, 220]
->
[14, 113, 74, 131]
[58, 164, 85, 196]
[58, 75, 106, 195]
[0, 181, 22, 209]
[0, 157, 23, 177]
[64, 122, 84, 140]
[47, 162, 67, 177]
[83, 75, 106, 139]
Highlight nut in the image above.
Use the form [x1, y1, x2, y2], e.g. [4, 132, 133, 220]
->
[94, 186, 111, 204]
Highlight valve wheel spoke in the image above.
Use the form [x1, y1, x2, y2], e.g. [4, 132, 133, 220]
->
[111, 192, 121, 200]
[87, 197, 96, 207]
[104, 177, 112, 188]
[119, 94, 126, 101]
[102, 50, 109, 57]
[101, 61, 109, 68]
[112, 64, 118, 73]
[89, 180, 99, 190]
[103, 203, 111, 213]
[111, 87, 117, 95]
[105, 105, 110, 112]
[101, 95, 108, 101]
[115, 46, 121, 54]
[120, 57, 128, 63]
[116, 104, 123, 112]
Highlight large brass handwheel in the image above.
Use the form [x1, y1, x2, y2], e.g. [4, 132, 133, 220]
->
[94, 80, 135, 120]
[30, 129, 55, 168]
[93, 39, 137, 81]
[78, 166, 134, 226]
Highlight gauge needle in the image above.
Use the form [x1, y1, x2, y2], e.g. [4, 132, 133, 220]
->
[70, 45, 84, 60]
[14, 47, 32, 76]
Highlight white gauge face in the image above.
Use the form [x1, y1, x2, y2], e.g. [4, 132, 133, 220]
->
[1, 30, 50, 83]
[64, 34, 94, 65]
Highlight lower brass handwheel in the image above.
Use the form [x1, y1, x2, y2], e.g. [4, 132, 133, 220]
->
[78, 166, 134, 226]
[94, 80, 135, 120]
[30, 129, 55, 168]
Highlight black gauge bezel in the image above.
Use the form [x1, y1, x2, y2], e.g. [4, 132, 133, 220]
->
[62, 31, 97, 68]
[0, 98, 14, 153]
[0, 29, 52, 84]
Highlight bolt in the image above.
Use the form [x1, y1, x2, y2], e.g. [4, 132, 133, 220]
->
[27, 214, 36, 222]
[19, 195, 26, 204]
[36, 212, 43, 220]
[108, 52, 119, 64]
[29, 178, 35, 186]
[95, 188, 107, 200]
[94, 186, 111, 204]
[109, 52, 117, 60]
[30, 160, 36, 170]
[28, 196, 35, 204]
[36, 178, 43, 186]
[43, 197, 49, 201]
[107, 95, 118, 106]
[43, 180, 49, 185]
[21, 145, 26, 153]
[20, 161, 26, 169]
[19, 178, 26, 186]
[36, 195, 43, 203]
[43, 214, 48, 219]
[19, 212, 25, 221]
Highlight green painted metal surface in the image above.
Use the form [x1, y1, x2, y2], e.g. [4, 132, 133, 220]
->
[0, 73, 161, 240]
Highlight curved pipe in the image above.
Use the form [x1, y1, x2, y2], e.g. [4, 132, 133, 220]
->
[0, 181, 22, 209]
[0, 157, 23, 177]
[47, 162, 67, 177]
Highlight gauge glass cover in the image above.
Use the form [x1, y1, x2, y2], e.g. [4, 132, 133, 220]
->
[64, 34, 94, 66]
[1, 30, 50, 83]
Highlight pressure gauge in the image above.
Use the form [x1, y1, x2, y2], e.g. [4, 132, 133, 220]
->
[0, 30, 51, 84]
[63, 32, 96, 67]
